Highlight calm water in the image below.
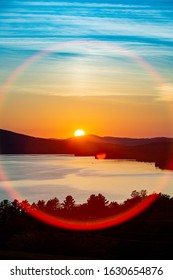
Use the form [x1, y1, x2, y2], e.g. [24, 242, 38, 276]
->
[0, 155, 173, 204]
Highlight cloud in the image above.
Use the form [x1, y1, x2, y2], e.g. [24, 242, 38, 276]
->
[17, 1, 150, 8]
[0, 0, 173, 92]
[1, 0, 173, 42]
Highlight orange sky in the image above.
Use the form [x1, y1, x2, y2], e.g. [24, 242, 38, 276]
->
[0, 92, 173, 139]
[1, 1, 173, 139]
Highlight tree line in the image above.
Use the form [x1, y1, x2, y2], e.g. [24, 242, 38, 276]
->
[0, 190, 173, 222]
[0, 190, 146, 221]
[0, 190, 173, 260]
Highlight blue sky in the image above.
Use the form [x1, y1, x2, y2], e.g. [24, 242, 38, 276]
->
[1, 0, 173, 79]
[0, 0, 173, 137]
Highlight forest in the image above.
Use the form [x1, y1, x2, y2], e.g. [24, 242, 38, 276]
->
[0, 190, 173, 260]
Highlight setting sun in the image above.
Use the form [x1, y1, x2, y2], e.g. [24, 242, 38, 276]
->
[74, 129, 85, 137]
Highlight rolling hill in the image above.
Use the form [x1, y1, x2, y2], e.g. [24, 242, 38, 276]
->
[0, 129, 173, 170]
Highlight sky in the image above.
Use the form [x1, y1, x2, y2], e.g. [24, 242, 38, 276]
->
[0, 0, 173, 138]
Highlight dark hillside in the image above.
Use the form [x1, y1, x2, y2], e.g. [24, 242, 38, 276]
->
[0, 129, 173, 170]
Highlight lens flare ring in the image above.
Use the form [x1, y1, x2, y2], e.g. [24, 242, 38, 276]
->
[0, 39, 172, 230]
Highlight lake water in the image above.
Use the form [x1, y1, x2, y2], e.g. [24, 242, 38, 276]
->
[0, 155, 173, 204]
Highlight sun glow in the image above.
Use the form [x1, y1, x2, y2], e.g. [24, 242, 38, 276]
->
[74, 129, 85, 137]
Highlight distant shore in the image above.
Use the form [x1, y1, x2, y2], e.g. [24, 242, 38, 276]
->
[0, 129, 173, 170]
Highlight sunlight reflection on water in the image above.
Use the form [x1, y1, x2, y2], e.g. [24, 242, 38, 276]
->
[0, 155, 172, 204]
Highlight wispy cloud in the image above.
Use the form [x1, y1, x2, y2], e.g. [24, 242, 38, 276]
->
[0, 0, 173, 99]
[15, 1, 150, 8]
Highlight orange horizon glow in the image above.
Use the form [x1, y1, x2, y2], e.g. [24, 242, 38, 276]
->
[1, 93, 173, 139]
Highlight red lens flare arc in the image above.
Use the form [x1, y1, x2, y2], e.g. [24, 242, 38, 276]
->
[22, 193, 158, 231]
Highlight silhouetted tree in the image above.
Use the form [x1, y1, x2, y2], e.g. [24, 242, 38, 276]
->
[131, 190, 147, 198]
[123, 190, 148, 211]
[62, 195, 75, 210]
[131, 190, 140, 198]
[20, 200, 30, 213]
[0, 199, 11, 210]
[86, 194, 109, 219]
[10, 199, 21, 215]
[108, 201, 120, 211]
[46, 197, 60, 212]
[87, 193, 109, 208]
[140, 189, 147, 197]
[36, 200, 46, 211]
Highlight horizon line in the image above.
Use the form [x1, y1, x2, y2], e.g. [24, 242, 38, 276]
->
[0, 128, 173, 141]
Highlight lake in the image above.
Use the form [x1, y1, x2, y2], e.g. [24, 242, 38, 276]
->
[0, 155, 173, 204]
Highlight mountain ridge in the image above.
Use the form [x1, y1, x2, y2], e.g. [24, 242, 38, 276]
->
[0, 129, 173, 170]
[1, 129, 172, 144]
